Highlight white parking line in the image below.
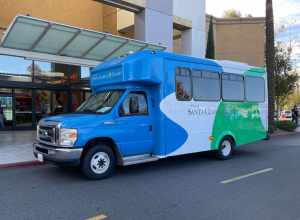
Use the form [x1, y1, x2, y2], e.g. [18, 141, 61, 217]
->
[221, 168, 274, 184]
[86, 214, 107, 220]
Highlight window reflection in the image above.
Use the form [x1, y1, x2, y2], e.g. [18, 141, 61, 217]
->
[0, 55, 32, 82]
[33, 61, 67, 85]
[0, 54, 92, 129]
[81, 67, 91, 79]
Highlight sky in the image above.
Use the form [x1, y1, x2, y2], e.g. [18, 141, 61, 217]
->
[206, 0, 300, 68]
[206, 0, 300, 20]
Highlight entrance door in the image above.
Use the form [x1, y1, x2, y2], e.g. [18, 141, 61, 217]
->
[15, 89, 33, 128]
[0, 88, 13, 130]
[117, 91, 154, 156]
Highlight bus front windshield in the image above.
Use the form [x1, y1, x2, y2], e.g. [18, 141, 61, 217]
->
[76, 90, 124, 114]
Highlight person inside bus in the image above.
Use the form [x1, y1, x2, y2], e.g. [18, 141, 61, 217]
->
[0, 101, 5, 128]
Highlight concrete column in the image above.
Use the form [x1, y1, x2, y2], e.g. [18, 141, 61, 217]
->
[173, 0, 206, 58]
[134, 0, 173, 51]
[181, 28, 205, 57]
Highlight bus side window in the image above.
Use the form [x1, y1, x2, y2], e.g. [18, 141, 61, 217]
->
[245, 76, 265, 102]
[192, 70, 220, 101]
[176, 67, 192, 101]
[222, 73, 245, 101]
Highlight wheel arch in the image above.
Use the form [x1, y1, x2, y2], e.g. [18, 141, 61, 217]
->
[214, 131, 237, 150]
[81, 137, 123, 165]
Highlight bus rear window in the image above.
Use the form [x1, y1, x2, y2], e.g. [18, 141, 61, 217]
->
[245, 76, 265, 102]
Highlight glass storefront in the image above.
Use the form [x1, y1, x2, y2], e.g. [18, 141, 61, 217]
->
[0, 88, 13, 129]
[15, 89, 33, 128]
[0, 55, 92, 130]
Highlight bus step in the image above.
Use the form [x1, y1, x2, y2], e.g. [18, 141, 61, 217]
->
[123, 154, 159, 166]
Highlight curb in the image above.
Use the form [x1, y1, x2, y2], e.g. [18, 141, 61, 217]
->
[270, 131, 300, 137]
[0, 160, 44, 169]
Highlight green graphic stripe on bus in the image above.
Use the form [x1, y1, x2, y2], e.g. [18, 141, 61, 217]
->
[211, 102, 266, 150]
[245, 67, 266, 77]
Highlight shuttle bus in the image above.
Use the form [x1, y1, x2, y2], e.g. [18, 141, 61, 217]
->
[34, 51, 268, 179]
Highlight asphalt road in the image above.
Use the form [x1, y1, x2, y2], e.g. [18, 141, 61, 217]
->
[1, 133, 300, 220]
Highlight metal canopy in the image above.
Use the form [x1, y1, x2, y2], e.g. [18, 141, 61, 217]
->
[0, 15, 165, 67]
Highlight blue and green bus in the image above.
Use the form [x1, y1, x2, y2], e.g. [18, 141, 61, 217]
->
[34, 51, 268, 179]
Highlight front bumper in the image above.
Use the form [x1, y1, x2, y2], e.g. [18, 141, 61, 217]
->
[33, 142, 83, 166]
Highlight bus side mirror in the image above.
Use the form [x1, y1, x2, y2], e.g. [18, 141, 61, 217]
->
[129, 96, 139, 114]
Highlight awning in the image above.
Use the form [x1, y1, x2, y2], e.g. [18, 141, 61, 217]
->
[0, 15, 165, 67]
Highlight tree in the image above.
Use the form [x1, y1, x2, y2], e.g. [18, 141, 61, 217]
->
[266, 0, 276, 133]
[274, 43, 299, 111]
[223, 9, 242, 18]
[206, 16, 215, 59]
[27, 62, 42, 75]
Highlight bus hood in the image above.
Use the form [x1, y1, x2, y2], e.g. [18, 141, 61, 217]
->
[41, 113, 112, 128]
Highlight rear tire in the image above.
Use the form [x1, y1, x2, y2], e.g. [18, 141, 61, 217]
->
[81, 144, 116, 180]
[216, 137, 234, 160]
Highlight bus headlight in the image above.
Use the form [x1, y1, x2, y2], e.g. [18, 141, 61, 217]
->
[59, 128, 77, 147]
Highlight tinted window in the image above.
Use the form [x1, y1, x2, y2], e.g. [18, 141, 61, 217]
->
[176, 68, 192, 101]
[222, 73, 244, 101]
[192, 70, 220, 101]
[121, 92, 148, 116]
[245, 76, 265, 102]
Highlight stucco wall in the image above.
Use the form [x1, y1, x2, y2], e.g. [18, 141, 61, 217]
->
[102, 5, 118, 35]
[0, 0, 104, 33]
[207, 16, 266, 67]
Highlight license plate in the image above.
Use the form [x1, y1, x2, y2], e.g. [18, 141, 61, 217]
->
[37, 153, 44, 162]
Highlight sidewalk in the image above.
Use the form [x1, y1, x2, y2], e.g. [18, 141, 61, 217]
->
[0, 130, 38, 167]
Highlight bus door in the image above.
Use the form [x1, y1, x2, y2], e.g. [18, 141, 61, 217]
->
[117, 90, 154, 156]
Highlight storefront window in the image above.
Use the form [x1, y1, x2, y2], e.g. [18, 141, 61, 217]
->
[0, 88, 13, 129]
[72, 90, 84, 111]
[35, 90, 51, 122]
[81, 67, 91, 79]
[33, 61, 68, 85]
[0, 55, 33, 82]
[0, 54, 92, 129]
[52, 91, 68, 114]
[15, 89, 32, 128]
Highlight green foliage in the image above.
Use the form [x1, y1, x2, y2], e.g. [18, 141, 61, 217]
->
[205, 17, 215, 59]
[274, 42, 299, 110]
[275, 120, 297, 132]
[287, 91, 300, 109]
[223, 9, 242, 18]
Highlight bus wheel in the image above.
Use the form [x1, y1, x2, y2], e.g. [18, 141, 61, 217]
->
[81, 144, 116, 180]
[216, 137, 234, 160]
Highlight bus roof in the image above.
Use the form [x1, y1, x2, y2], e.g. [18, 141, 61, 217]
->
[90, 50, 265, 89]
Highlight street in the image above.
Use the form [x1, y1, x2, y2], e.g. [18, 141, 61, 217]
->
[1, 133, 300, 220]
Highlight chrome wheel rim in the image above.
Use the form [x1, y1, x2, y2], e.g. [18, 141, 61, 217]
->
[90, 152, 110, 174]
[221, 140, 232, 157]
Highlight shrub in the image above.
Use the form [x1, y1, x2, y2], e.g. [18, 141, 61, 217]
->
[275, 121, 297, 132]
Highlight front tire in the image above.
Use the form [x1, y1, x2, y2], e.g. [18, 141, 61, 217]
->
[81, 144, 116, 180]
[216, 137, 234, 160]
